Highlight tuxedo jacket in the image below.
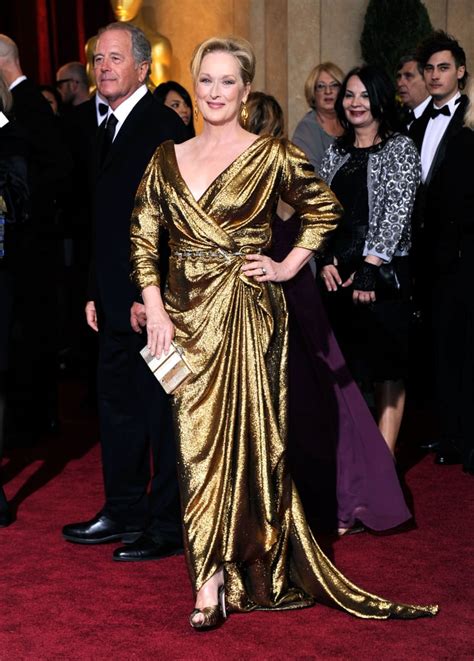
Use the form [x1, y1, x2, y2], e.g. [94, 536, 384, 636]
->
[11, 79, 72, 219]
[409, 95, 468, 248]
[409, 95, 468, 190]
[60, 97, 99, 235]
[91, 91, 186, 331]
[426, 127, 474, 275]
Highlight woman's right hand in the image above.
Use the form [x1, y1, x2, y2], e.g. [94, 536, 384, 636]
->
[320, 264, 342, 291]
[141, 285, 175, 357]
[146, 304, 175, 357]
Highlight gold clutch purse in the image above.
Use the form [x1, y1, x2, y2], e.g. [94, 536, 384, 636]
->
[140, 341, 192, 394]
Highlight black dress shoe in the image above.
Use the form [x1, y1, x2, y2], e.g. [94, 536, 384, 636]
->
[113, 533, 183, 561]
[62, 513, 144, 545]
[0, 508, 13, 528]
[434, 451, 462, 466]
[420, 439, 440, 451]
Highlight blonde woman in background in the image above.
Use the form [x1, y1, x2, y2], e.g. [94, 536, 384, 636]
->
[292, 62, 344, 171]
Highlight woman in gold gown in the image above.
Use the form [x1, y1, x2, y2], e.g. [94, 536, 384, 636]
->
[130, 37, 437, 628]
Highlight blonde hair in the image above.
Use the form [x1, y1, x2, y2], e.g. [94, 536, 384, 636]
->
[0, 74, 12, 114]
[304, 62, 344, 109]
[190, 36, 255, 86]
[244, 91, 285, 137]
[463, 78, 474, 130]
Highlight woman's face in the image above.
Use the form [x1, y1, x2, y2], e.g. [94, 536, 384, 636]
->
[314, 70, 340, 112]
[195, 51, 249, 126]
[164, 90, 192, 126]
[342, 75, 378, 131]
[41, 89, 58, 115]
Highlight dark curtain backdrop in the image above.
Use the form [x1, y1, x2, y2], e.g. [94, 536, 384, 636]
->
[0, 0, 113, 84]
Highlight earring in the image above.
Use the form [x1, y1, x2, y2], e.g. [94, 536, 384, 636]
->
[240, 102, 249, 127]
[194, 100, 199, 120]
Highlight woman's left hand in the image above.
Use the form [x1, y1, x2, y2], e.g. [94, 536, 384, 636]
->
[241, 254, 292, 283]
[351, 259, 380, 304]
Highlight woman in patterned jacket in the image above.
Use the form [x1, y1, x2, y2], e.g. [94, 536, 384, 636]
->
[318, 65, 420, 456]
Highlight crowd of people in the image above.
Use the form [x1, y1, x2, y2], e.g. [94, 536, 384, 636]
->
[0, 19, 470, 629]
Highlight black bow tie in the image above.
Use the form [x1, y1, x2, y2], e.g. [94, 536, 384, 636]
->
[98, 102, 109, 116]
[431, 105, 451, 119]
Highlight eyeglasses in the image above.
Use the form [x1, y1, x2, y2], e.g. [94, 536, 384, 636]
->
[315, 82, 341, 93]
[55, 78, 78, 87]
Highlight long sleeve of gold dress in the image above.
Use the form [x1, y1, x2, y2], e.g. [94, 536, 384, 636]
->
[130, 136, 438, 619]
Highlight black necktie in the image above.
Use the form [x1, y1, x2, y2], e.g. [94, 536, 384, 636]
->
[430, 105, 451, 119]
[98, 102, 108, 116]
[406, 109, 415, 125]
[100, 113, 118, 164]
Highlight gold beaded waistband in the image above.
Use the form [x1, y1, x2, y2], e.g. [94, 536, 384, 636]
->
[173, 247, 261, 260]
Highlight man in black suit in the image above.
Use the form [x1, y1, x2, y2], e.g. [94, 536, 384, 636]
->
[55, 66, 107, 381]
[0, 34, 72, 441]
[410, 31, 469, 466]
[396, 54, 431, 133]
[62, 22, 187, 560]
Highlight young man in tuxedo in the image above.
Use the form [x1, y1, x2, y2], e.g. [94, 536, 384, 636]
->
[62, 23, 187, 560]
[411, 31, 468, 184]
[410, 31, 469, 466]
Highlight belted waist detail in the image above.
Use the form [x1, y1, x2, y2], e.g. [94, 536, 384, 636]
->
[173, 247, 262, 260]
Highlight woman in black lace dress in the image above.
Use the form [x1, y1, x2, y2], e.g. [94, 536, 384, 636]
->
[318, 66, 420, 455]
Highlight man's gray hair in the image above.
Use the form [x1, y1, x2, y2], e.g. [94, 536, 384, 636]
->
[396, 54, 423, 76]
[97, 22, 151, 65]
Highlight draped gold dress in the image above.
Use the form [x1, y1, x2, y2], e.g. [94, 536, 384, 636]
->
[130, 136, 437, 619]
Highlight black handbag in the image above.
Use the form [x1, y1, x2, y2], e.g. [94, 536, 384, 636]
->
[377, 263, 401, 295]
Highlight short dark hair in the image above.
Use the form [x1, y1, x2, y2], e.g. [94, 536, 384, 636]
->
[335, 65, 400, 146]
[397, 54, 423, 76]
[416, 30, 468, 89]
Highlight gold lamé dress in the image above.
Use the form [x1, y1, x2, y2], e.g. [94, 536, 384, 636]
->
[130, 136, 438, 619]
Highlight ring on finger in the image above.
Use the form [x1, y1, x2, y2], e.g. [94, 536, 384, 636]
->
[261, 267, 267, 275]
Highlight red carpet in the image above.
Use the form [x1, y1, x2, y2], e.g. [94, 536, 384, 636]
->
[1, 382, 473, 660]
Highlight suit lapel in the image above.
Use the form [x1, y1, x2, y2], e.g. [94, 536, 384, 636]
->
[88, 97, 99, 130]
[95, 119, 108, 176]
[409, 101, 433, 150]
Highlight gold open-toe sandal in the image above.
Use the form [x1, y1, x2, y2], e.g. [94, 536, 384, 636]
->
[189, 585, 227, 630]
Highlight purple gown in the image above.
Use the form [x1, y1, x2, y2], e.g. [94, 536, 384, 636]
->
[270, 214, 411, 532]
